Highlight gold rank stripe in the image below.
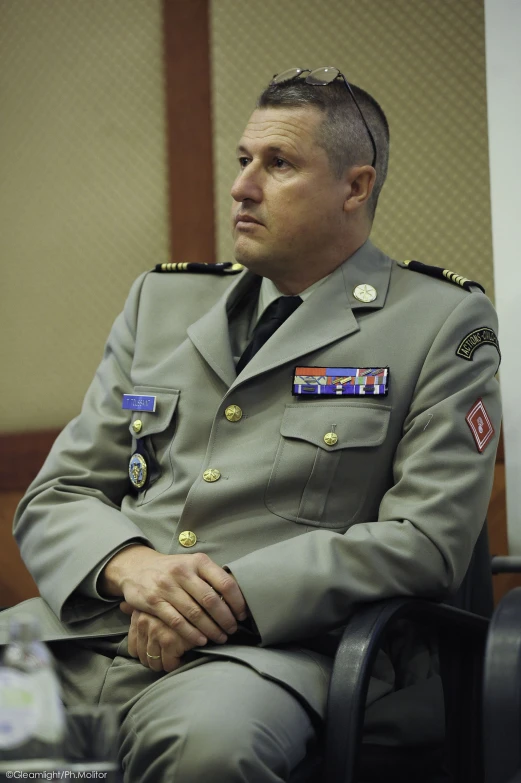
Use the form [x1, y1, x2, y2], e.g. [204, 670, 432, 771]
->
[160, 262, 190, 271]
[442, 269, 470, 288]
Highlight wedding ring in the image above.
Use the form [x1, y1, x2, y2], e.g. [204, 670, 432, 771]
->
[146, 652, 161, 660]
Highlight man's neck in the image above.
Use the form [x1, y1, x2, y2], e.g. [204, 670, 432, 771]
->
[266, 235, 369, 295]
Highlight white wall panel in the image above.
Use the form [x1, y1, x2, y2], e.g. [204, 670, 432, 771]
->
[485, 0, 521, 550]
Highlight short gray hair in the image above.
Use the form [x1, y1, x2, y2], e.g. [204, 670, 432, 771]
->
[257, 77, 390, 220]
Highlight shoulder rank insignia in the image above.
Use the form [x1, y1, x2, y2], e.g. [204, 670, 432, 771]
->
[401, 260, 485, 293]
[153, 262, 244, 275]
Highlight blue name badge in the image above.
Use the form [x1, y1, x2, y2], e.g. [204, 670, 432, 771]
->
[122, 394, 157, 413]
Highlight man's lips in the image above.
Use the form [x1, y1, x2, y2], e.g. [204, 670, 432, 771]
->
[235, 214, 263, 226]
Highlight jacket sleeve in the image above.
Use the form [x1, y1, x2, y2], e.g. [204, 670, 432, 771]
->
[226, 291, 502, 645]
[13, 273, 153, 624]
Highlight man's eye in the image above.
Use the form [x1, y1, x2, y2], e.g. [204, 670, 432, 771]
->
[274, 158, 288, 169]
[238, 157, 250, 169]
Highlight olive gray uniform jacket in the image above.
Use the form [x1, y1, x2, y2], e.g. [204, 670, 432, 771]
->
[4, 240, 501, 725]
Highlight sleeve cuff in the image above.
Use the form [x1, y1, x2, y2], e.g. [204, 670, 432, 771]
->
[77, 541, 146, 601]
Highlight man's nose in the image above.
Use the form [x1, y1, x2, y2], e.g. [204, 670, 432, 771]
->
[231, 165, 262, 203]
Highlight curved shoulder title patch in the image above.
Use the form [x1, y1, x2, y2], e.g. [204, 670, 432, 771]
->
[456, 327, 501, 365]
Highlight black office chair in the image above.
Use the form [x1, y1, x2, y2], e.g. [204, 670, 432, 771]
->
[483, 584, 521, 783]
[290, 522, 494, 783]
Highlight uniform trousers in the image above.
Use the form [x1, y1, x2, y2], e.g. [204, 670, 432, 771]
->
[50, 636, 317, 783]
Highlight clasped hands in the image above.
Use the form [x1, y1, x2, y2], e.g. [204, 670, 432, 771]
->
[99, 545, 248, 673]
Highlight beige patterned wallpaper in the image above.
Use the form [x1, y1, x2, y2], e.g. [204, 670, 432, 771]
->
[0, 0, 169, 432]
[211, 0, 493, 295]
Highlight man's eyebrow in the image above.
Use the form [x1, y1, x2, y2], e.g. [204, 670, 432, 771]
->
[236, 144, 291, 156]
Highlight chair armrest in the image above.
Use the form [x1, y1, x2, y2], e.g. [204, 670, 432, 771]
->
[491, 557, 521, 574]
[483, 586, 521, 783]
[323, 598, 489, 783]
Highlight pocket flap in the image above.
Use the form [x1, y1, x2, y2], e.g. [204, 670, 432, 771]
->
[127, 386, 180, 438]
[280, 402, 391, 450]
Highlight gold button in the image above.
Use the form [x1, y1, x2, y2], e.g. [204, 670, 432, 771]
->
[132, 419, 143, 434]
[225, 404, 243, 422]
[353, 284, 377, 303]
[324, 432, 338, 446]
[203, 468, 221, 482]
[179, 531, 197, 548]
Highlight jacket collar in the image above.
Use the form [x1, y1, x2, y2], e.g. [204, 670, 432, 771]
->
[187, 239, 392, 389]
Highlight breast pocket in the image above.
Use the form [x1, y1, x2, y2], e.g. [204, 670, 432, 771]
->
[265, 402, 391, 529]
[127, 386, 180, 506]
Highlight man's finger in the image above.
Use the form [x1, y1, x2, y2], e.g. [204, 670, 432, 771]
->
[216, 579, 249, 622]
[161, 654, 183, 674]
[144, 646, 163, 672]
[127, 611, 139, 658]
[200, 561, 248, 621]
[132, 613, 188, 673]
[184, 558, 248, 626]
[142, 643, 163, 671]
[135, 614, 163, 670]
[167, 592, 230, 643]
[152, 600, 214, 646]
[159, 639, 185, 673]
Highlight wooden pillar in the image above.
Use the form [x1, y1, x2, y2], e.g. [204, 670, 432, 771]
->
[163, 0, 216, 263]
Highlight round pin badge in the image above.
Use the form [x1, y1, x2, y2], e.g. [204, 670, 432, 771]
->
[129, 453, 147, 489]
[353, 284, 377, 303]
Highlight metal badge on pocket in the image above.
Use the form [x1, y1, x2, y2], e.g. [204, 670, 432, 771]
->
[129, 452, 148, 489]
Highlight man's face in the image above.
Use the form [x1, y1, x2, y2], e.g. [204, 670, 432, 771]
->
[230, 106, 349, 280]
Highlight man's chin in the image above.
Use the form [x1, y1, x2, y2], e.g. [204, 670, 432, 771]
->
[233, 237, 267, 270]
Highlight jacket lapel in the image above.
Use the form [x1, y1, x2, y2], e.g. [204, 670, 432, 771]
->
[186, 271, 258, 388]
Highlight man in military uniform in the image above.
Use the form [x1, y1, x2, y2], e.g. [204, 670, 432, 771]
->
[4, 68, 501, 781]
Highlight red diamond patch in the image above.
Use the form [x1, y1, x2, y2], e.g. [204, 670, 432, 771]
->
[466, 398, 494, 453]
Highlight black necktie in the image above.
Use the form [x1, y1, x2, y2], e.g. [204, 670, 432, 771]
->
[236, 295, 302, 374]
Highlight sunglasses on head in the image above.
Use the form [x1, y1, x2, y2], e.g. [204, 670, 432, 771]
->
[270, 67, 377, 168]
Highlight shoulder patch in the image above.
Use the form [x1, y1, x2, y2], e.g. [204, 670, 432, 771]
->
[401, 260, 485, 293]
[466, 398, 495, 453]
[152, 262, 244, 275]
[456, 327, 501, 364]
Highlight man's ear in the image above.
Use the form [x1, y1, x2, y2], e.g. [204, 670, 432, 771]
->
[343, 165, 376, 214]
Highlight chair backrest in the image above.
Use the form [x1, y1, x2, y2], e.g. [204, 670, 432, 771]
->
[483, 587, 521, 783]
[437, 520, 493, 783]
